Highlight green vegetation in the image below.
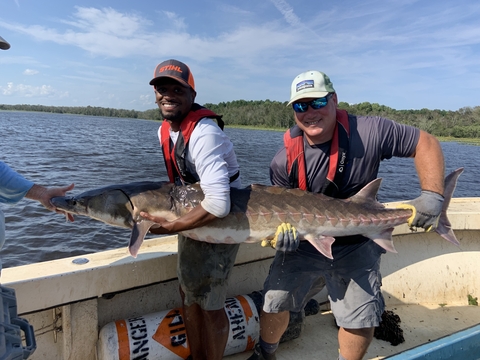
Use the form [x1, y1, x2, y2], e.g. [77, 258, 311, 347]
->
[0, 104, 148, 120]
[468, 294, 478, 306]
[2, 101, 480, 139]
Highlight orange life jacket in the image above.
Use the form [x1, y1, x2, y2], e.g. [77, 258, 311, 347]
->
[283, 109, 350, 196]
[160, 103, 224, 184]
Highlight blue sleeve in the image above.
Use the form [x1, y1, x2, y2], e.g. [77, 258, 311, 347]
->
[0, 161, 34, 204]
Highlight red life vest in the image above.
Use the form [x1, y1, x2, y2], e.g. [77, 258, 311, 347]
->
[284, 109, 350, 196]
[160, 103, 224, 184]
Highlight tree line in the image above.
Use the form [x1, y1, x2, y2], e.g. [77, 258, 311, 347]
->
[2, 101, 480, 138]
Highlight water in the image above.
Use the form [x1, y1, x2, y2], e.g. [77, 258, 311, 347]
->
[1, 111, 479, 268]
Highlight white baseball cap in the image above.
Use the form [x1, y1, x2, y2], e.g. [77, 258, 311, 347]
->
[288, 70, 335, 105]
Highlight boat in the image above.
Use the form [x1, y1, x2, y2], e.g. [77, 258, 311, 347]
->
[1, 197, 480, 359]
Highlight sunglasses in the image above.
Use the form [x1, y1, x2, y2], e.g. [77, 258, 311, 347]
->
[292, 93, 333, 113]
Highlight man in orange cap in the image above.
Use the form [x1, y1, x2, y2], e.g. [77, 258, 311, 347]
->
[142, 59, 242, 360]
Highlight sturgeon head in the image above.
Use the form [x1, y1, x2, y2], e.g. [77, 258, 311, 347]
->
[51, 181, 178, 257]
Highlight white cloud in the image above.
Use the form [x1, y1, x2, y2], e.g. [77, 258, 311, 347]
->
[62, 7, 149, 36]
[269, 0, 302, 27]
[139, 93, 154, 107]
[1, 82, 68, 98]
[23, 69, 39, 75]
[219, 4, 253, 16]
[162, 11, 187, 31]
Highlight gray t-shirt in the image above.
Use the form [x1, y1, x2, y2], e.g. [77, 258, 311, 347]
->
[270, 114, 420, 252]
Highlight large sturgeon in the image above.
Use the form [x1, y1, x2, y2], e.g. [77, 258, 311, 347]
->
[52, 168, 463, 259]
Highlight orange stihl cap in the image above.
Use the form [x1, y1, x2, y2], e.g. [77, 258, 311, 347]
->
[149, 59, 195, 91]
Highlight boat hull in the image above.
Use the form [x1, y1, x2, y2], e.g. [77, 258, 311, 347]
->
[1, 198, 480, 360]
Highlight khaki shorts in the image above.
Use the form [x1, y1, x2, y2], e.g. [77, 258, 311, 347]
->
[262, 239, 386, 329]
[177, 234, 240, 311]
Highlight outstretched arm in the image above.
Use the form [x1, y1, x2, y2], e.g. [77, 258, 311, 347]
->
[1, 161, 74, 211]
[141, 205, 218, 235]
[411, 130, 445, 195]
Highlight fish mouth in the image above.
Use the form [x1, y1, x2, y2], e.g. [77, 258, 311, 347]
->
[51, 197, 77, 222]
[51, 196, 76, 212]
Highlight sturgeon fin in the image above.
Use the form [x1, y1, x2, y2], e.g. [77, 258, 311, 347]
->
[371, 228, 397, 253]
[349, 178, 383, 206]
[306, 236, 336, 259]
[434, 167, 464, 246]
[128, 220, 156, 258]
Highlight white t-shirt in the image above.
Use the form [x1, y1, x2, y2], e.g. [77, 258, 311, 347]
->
[159, 118, 241, 218]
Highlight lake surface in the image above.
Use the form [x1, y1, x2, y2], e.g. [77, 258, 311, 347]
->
[1, 111, 478, 268]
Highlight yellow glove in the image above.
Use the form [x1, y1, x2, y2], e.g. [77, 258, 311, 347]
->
[395, 203, 418, 228]
[261, 223, 299, 252]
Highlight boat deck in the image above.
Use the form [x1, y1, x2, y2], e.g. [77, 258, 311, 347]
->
[225, 303, 480, 360]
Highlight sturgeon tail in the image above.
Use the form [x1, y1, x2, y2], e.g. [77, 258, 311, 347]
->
[435, 167, 464, 246]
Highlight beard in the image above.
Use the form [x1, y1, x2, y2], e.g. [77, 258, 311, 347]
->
[159, 108, 185, 122]
[160, 110, 185, 121]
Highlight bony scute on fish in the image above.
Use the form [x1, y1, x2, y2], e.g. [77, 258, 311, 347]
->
[51, 168, 463, 259]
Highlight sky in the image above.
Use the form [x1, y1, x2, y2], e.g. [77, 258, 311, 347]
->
[0, 0, 479, 112]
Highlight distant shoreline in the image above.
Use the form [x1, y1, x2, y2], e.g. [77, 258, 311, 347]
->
[436, 137, 480, 145]
[2, 107, 479, 145]
[227, 126, 480, 146]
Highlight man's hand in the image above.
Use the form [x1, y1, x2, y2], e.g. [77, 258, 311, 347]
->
[398, 190, 444, 231]
[139, 212, 172, 234]
[261, 223, 299, 252]
[26, 183, 75, 212]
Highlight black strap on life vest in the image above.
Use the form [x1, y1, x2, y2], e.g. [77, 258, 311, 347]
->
[284, 109, 350, 197]
[160, 103, 238, 185]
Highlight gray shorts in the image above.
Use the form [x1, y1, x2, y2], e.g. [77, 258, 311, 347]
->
[177, 234, 240, 311]
[262, 240, 386, 329]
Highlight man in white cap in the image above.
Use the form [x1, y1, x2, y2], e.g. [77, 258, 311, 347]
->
[247, 70, 446, 360]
